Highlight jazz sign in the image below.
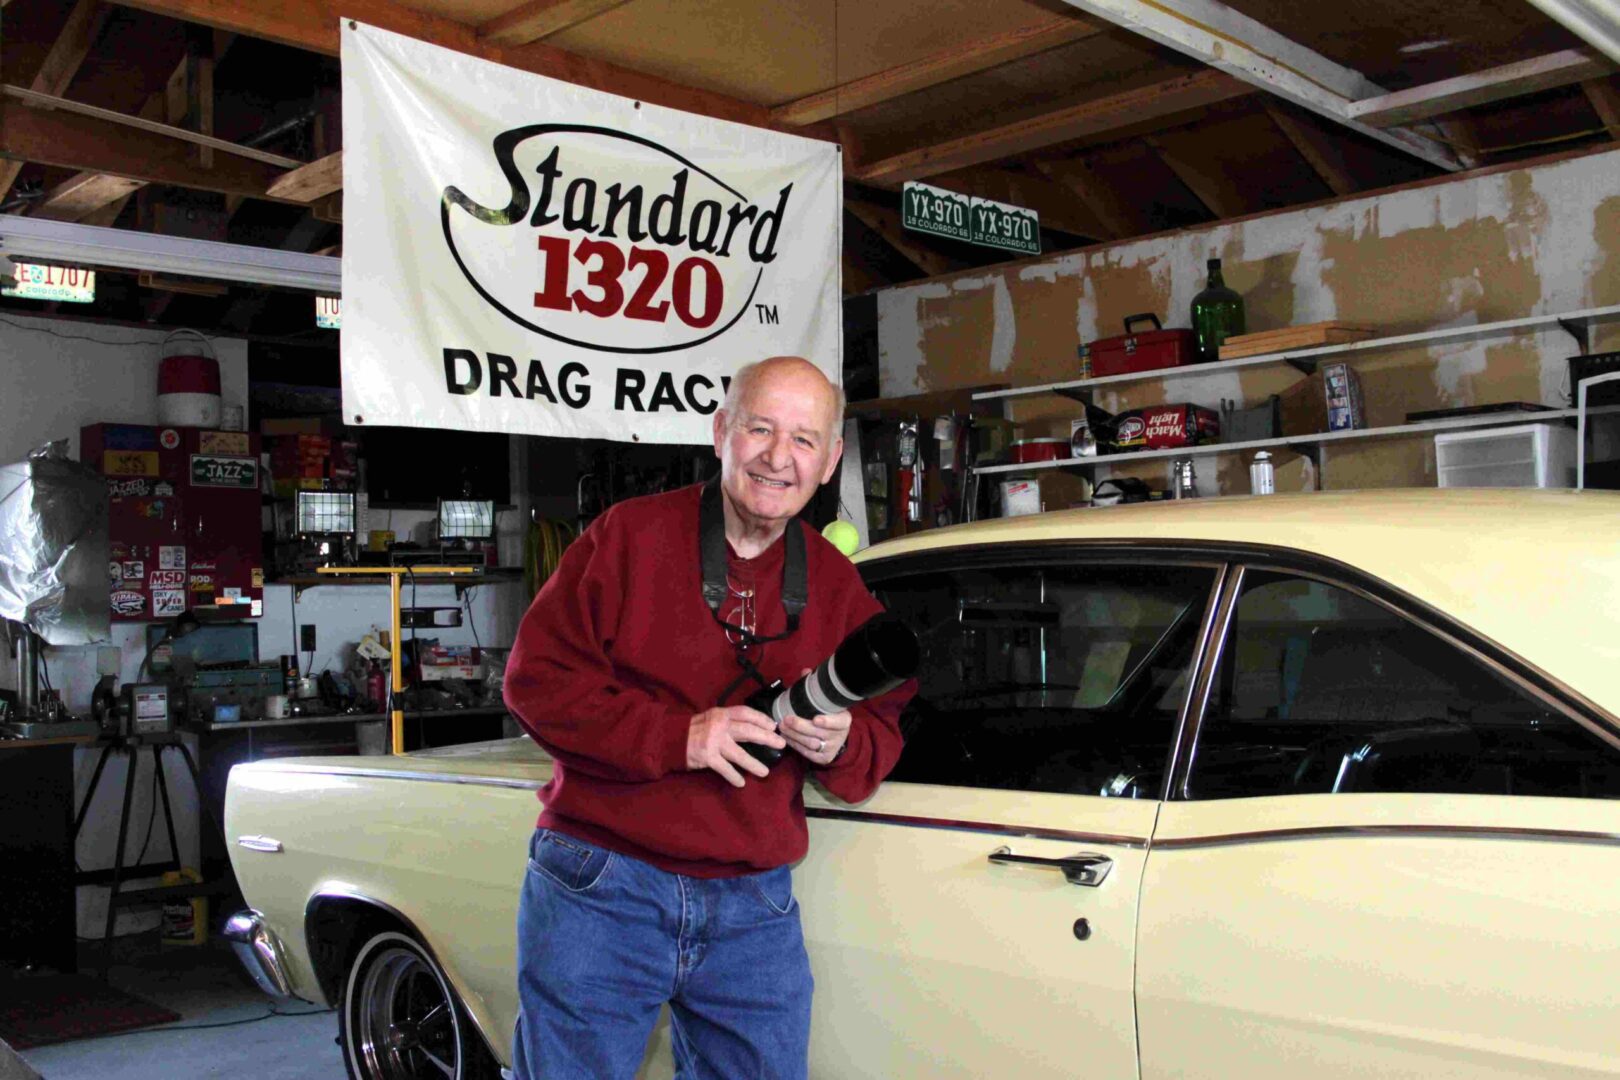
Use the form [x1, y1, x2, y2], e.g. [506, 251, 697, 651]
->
[341, 23, 841, 444]
[902, 181, 1040, 257]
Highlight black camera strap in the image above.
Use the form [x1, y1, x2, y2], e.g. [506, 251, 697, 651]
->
[698, 478, 806, 702]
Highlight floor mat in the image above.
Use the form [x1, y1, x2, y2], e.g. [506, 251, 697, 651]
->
[0, 974, 181, 1049]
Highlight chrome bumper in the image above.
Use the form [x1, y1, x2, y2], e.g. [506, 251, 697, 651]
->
[223, 909, 293, 1000]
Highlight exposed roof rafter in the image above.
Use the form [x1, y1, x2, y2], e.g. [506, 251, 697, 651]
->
[1056, 0, 1463, 171]
[0, 0, 110, 200]
[1348, 49, 1610, 127]
[853, 69, 1251, 185]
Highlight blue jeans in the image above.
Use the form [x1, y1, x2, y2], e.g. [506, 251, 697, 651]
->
[512, 827, 813, 1080]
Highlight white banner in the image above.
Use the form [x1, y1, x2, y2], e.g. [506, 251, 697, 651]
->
[340, 23, 842, 444]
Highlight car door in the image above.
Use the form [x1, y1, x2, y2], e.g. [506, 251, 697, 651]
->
[796, 551, 1223, 1079]
[1137, 563, 1620, 1079]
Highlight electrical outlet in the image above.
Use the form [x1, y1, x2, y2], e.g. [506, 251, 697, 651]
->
[300, 623, 317, 652]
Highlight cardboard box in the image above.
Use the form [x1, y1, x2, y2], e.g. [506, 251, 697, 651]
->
[1000, 479, 1042, 517]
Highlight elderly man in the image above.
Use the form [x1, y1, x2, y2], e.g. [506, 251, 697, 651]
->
[504, 356, 910, 1080]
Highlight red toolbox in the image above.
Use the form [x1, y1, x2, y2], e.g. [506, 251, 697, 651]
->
[1084, 313, 1196, 378]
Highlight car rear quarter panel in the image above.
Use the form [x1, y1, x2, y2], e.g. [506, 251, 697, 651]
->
[224, 763, 537, 1052]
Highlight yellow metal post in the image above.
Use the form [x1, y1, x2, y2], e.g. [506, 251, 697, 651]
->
[314, 566, 480, 754]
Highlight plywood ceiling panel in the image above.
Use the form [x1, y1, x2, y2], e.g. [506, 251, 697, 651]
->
[542, 0, 1082, 105]
[839, 32, 1198, 149]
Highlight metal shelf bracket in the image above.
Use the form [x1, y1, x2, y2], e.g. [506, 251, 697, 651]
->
[1559, 317, 1591, 356]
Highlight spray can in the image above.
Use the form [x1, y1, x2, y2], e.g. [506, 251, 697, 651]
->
[281, 654, 299, 695]
[367, 660, 388, 711]
[1249, 450, 1275, 495]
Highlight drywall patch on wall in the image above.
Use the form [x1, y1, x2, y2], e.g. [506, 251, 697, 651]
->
[989, 276, 1016, 374]
[876, 282, 952, 396]
[1589, 196, 1620, 309]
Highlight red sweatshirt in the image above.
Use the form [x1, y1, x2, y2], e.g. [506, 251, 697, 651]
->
[503, 484, 910, 878]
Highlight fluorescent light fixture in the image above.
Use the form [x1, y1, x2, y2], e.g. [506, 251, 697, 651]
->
[0, 213, 341, 294]
[1522, 0, 1620, 64]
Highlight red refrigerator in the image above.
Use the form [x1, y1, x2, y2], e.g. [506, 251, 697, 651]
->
[81, 424, 265, 623]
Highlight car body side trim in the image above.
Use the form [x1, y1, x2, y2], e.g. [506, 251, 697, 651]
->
[259, 764, 544, 791]
[806, 806, 1149, 848]
[1153, 823, 1620, 850]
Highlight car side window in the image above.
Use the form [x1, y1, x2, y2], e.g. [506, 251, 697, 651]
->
[872, 562, 1216, 797]
[1189, 569, 1620, 799]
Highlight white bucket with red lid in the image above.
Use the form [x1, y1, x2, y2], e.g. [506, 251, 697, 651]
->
[156, 328, 221, 428]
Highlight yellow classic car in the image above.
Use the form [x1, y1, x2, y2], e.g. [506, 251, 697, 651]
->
[225, 488, 1620, 1079]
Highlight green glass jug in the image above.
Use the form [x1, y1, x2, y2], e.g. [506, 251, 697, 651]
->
[1190, 258, 1245, 364]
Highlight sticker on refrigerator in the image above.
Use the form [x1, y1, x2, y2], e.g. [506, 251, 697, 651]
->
[250, 568, 264, 588]
[154, 481, 174, 496]
[250, 599, 263, 617]
[111, 591, 145, 616]
[159, 428, 180, 450]
[108, 561, 123, 584]
[104, 450, 158, 477]
[149, 569, 185, 588]
[222, 587, 243, 601]
[108, 478, 150, 499]
[159, 546, 186, 570]
[152, 589, 186, 617]
[199, 431, 250, 455]
[122, 561, 145, 580]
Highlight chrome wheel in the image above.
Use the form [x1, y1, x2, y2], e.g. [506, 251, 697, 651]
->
[344, 932, 465, 1080]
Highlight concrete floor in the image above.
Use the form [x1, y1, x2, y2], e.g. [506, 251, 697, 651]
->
[18, 932, 344, 1080]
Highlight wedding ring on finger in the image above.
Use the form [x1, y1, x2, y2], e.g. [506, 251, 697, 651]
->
[817, 738, 826, 753]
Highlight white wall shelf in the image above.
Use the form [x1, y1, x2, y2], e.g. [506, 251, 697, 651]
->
[972, 406, 1597, 476]
[970, 303, 1620, 403]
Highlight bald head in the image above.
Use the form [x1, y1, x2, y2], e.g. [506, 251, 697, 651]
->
[721, 357, 845, 442]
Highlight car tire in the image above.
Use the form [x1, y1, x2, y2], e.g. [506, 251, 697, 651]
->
[339, 929, 500, 1080]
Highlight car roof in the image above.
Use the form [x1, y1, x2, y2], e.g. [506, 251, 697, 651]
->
[856, 488, 1620, 720]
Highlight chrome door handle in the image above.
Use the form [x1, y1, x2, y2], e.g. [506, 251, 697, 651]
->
[988, 846, 1112, 887]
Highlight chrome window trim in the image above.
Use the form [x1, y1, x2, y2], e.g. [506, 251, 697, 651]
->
[1152, 824, 1620, 850]
[1170, 564, 1241, 802]
[861, 544, 1228, 805]
[806, 806, 1149, 848]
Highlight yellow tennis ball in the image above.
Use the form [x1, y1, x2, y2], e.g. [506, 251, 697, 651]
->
[822, 519, 860, 556]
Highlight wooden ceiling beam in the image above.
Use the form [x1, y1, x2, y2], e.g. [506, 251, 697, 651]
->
[0, 100, 296, 202]
[853, 69, 1250, 185]
[266, 151, 342, 202]
[842, 250, 886, 296]
[843, 197, 961, 278]
[1143, 134, 1248, 219]
[32, 39, 234, 224]
[1583, 78, 1620, 138]
[30, 173, 145, 220]
[1056, 0, 1462, 171]
[478, 0, 632, 46]
[1032, 157, 1145, 240]
[0, 0, 110, 200]
[772, 15, 1106, 127]
[1348, 49, 1610, 128]
[110, 0, 820, 138]
[1263, 103, 1356, 197]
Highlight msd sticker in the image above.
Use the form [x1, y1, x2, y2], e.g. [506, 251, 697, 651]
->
[149, 569, 186, 588]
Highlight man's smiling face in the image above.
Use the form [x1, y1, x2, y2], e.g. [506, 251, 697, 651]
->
[713, 359, 843, 534]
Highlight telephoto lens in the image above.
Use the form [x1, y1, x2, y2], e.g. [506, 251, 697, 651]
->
[743, 613, 920, 766]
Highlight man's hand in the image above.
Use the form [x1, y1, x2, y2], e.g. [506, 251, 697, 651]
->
[780, 705, 851, 766]
[687, 705, 786, 788]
